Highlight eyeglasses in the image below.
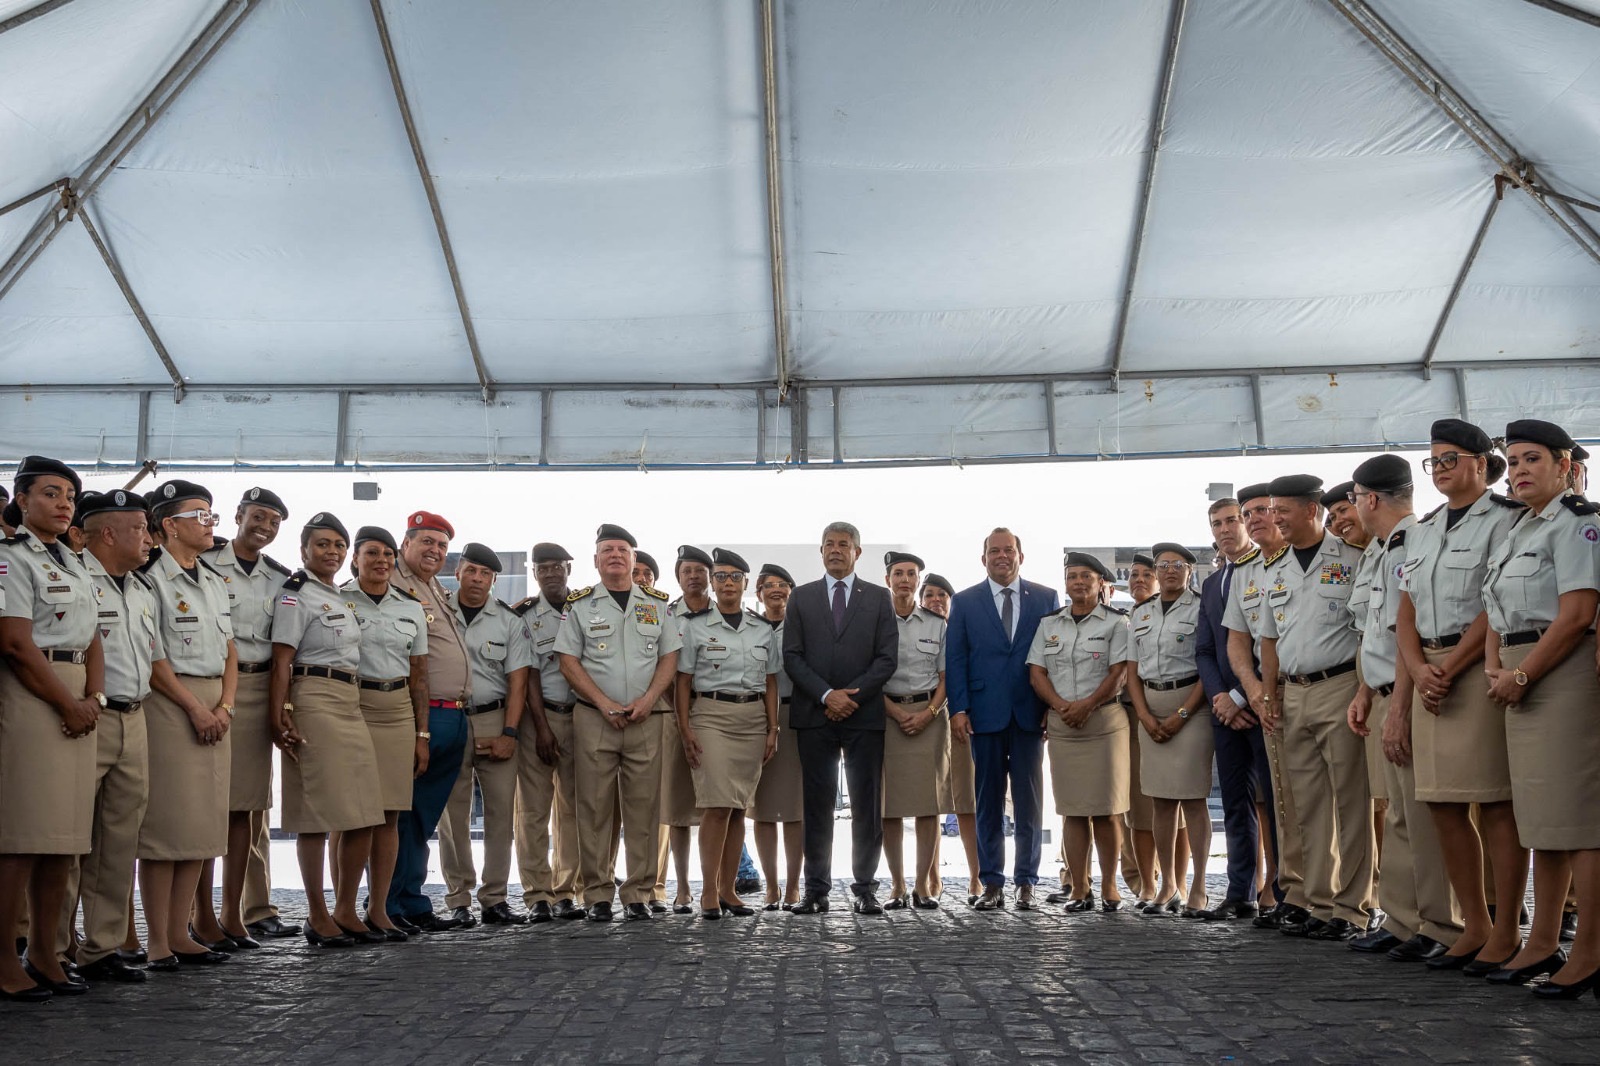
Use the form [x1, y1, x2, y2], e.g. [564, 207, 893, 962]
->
[1345, 491, 1378, 505]
[1421, 451, 1476, 474]
[1153, 561, 1188, 572]
[710, 571, 745, 583]
[169, 509, 219, 526]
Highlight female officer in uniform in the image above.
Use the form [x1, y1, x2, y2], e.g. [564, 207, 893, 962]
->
[675, 549, 778, 919]
[342, 526, 430, 941]
[269, 512, 385, 948]
[1482, 420, 1600, 997]
[880, 552, 949, 910]
[1126, 543, 1213, 918]
[1029, 551, 1132, 913]
[924, 574, 980, 904]
[750, 562, 804, 911]
[0, 457, 103, 1000]
[1395, 419, 1524, 971]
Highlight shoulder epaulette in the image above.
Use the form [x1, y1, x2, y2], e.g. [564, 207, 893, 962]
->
[1386, 529, 1408, 551]
[127, 569, 155, 593]
[1263, 546, 1289, 567]
[0, 531, 27, 546]
[262, 553, 291, 576]
[1106, 604, 1129, 616]
[1041, 606, 1066, 619]
[1339, 537, 1366, 552]
[566, 586, 592, 604]
[198, 557, 225, 579]
[1490, 493, 1526, 510]
[644, 585, 669, 602]
[1235, 546, 1261, 565]
[1420, 502, 1445, 523]
[209, 535, 228, 550]
[136, 546, 162, 574]
[1561, 494, 1600, 517]
[511, 595, 540, 616]
[391, 584, 420, 602]
[281, 570, 308, 591]
[494, 597, 512, 612]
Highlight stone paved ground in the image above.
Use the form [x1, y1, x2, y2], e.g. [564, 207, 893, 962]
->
[7, 875, 1597, 1065]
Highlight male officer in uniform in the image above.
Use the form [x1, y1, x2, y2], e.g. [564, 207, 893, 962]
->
[513, 542, 586, 922]
[439, 543, 533, 926]
[556, 524, 681, 922]
[1256, 474, 1370, 942]
[633, 551, 661, 589]
[68, 491, 157, 983]
[202, 487, 299, 942]
[387, 511, 473, 933]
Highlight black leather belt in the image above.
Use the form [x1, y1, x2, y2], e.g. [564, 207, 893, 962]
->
[359, 677, 407, 693]
[105, 698, 142, 713]
[236, 660, 271, 674]
[695, 690, 762, 704]
[1146, 674, 1200, 693]
[293, 665, 356, 685]
[1419, 633, 1462, 651]
[1500, 627, 1595, 648]
[886, 689, 936, 705]
[178, 674, 222, 681]
[544, 699, 575, 715]
[44, 649, 87, 664]
[1375, 682, 1395, 697]
[467, 698, 507, 715]
[1280, 661, 1357, 687]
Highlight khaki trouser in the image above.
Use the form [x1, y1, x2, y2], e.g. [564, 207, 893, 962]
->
[1263, 687, 1307, 909]
[515, 708, 581, 903]
[62, 705, 149, 966]
[439, 707, 519, 909]
[1378, 688, 1462, 944]
[1282, 671, 1371, 924]
[574, 704, 664, 905]
[236, 670, 279, 924]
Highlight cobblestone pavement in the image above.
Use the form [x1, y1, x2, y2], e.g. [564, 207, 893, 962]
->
[8, 876, 1596, 1065]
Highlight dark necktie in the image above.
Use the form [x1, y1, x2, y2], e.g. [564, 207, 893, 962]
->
[1221, 562, 1234, 603]
[832, 579, 846, 629]
[1001, 587, 1014, 642]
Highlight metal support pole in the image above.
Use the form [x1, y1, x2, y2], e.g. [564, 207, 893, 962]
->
[539, 390, 552, 466]
[1421, 195, 1498, 373]
[0, 0, 78, 37]
[1453, 367, 1471, 420]
[1044, 381, 1058, 456]
[369, 0, 495, 401]
[791, 387, 808, 464]
[1250, 374, 1267, 448]
[830, 386, 842, 463]
[135, 391, 151, 465]
[0, 179, 66, 220]
[334, 391, 350, 466]
[758, 0, 793, 393]
[755, 387, 767, 466]
[75, 196, 186, 399]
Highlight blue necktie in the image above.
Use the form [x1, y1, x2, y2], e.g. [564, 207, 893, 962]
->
[832, 579, 846, 630]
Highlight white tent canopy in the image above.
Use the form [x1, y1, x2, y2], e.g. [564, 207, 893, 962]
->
[2, 0, 1599, 471]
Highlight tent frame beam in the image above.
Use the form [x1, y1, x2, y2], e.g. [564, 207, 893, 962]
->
[1421, 194, 1499, 375]
[1325, 0, 1600, 266]
[73, 192, 186, 398]
[758, 0, 792, 395]
[1108, 0, 1188, 378]
[0, 0, 77, 37]
[369, 0, 494, 402]
[1516, 0, 1600, 31]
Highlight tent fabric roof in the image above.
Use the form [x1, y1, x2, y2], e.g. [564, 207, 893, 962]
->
[2, 0, 1599, 471]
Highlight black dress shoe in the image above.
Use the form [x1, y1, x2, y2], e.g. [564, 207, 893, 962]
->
[364, 917, 408, 943]
[967, 894, 979, 907]
[853, 894, 884, 916]
[1349, 929, 1404, 954]
[22, 959, 87, 995]
[388, 913, 420, 935]
[335, 920, 386, 945]
[1045, 890, 1072, 905]
[1487, 951, 1568, 985]
[190, 926, 239, 953]
[449, 906, 479, 928]
[623, 902, 651, 921]
[246, 915, 302, 939]
[554, 899, 587, 921]
[528, 901, 554, 924]
[117, 947, 148, 964]
[219, 931, 262, 950]
[763, 901, 781, 912]
[409, 911, 464, 933]
[672, 904, 693, 915]
[1560, 911, 1578, 943]
[912, 893, 939, 910]
[1063, 895, 1096, 914]
[1104, 899, 1124, 913]
[77, 954, 148, 984]
[1252, 904, 1283, 929]
[791, 894, 830, 915]
[974, 887, 1006, 911]
[482, 902, 528, 926]
[1309, 918, 1359, 942]
[175, 948, 231, 965]
[883, 895, 908, 910]
[1388, 935, 1448, 962]
[1530, 967, 1600, 1000]
[649, 901, 670, 915]
[720, 899, 755, 917]
[1461, 951, 1518, 977]
[145, 955, 180, 972]
[1281, 916, 1326, 938]
[1202, 899, 1258, 921]
[303, 928, 355, 949]
[734, 877, 762, 895]
[0, 982, 52, 1002]
[587, 901, 614, 923]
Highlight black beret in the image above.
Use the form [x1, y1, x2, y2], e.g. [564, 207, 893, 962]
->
[1504, 419, 1576, 452]
[884, 550, 925, 571]
[711, 547, 750, 573]
[14, 455, 81, 495]
[1430, 418, 1492, 455]
[1131, 553, 1155, 569]
[531, 541, 573, 564]
[304, 512, 350, 542]
[1352, 454, 1413, 493]
[460, 542, 502, 573]
[1064, 550, 1113, 583]
[153, 478, 212, 508]
[77, 489, 148, 522]
[1320, 481, 1354, 509]
[1151, 542, 1196, 564]
[239, 486, 288, 518]
[353, 525, 397, 553]
[1268, 474, 1323, 499]
[596, 523, 636, 547]
[1236, 482, 1272, 505]
[757, 562, 794, 587]
[1574, 444, 1590, 463]
[634, 550, 659, 577]
[921, 573, 955, 597]
[676, 544, 713, 568]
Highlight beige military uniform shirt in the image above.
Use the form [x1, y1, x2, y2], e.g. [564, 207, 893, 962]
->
[0, 529, 99, 651]
[143, 548, 233, 677]
[1026, 604, 1132, 701]
[84, 550, 162, 702]
[1401, 490, 1523, 641]
[1358, 516, 1416, 689]
[394, 555, 471, 704]
[555, 583, 682, 705]
[459, 597, 536, 705]
[1222, 545, 1288, 657]
[1256, 532, 1363, 675]
[202, 540, 291, 665]
[517, 594, 573, 706]
[1129, 588, 1201, 684]
[1482, 493, 1600, 635]
[886, 606, 947, 695]
[678, 609, 779, 694]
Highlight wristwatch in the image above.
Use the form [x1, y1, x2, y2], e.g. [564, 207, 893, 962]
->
[89, 691, 107, 709]
[417, 730, 432, 740]
[501, 726, 519, 739]
[1513, 668, 1529, 687]
[1177, 708, 1190, 720]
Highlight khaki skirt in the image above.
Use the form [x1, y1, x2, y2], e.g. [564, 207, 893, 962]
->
[1412, 644, 1512, 803]
[140, 676, 229, 861]
[1502, 639, 1600, 851]
[360, 682, 415, 812]
[1137, 685, 1215, 800]
[1357, 657, 1389, 802]
[882, 698, 952, 818]
[1123, 702, 1153, 830]
[945, 708, 977, 815]
[281, 675, 384, 834]
[659, 700, 700, 827]
[688, 695, 768, 810]
[1048, 701, 1130, 817]
[229, 669, 273, 812]
[0, 660, 94, 855]
[751, 701, 803, 823]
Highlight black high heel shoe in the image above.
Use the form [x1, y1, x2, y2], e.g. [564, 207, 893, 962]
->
[1531, 967, 1600, 1000]
[1487, 951, 1567, 986]
[719, 899, 755, 917]
[335, 920, 386, 945]
[1062, 892, 1096, 914]
[701, 908, 722, 921]
[304, 927, 356, 949]
[22, 959, 87, 995]
[0, 982, 52, 1002]
[364, 916, 408, 943]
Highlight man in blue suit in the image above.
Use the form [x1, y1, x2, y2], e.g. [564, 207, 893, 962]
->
[945, 529, 1060, 910]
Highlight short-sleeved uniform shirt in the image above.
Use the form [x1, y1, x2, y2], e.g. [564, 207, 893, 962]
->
[203, 540, 291, 665]
[555, 583, 682, 705]
[460, 597, 536, 704]
[272, 571, 360, 670]
[394, 556, 472, 704]
[1401, 490, 1523, 641]
[1358, 515, 1417, 689]
[764, 617, 794, 700]
[1222, 546, 1289, 658]
[143, 548, 233, 677]
[1026, 604, 1132, 701]
[518, 594, 573, 706]
[1482, 493, 1600, 635]
[1256, 532, 1363, 675]
[341, 580, 428, 680]
[0, 530, 99, 652]
[678, 609, 779, 694]
[1129, 588, 1201, 684]
[886, 606, 947, 695]
[85, 550, 162, 702]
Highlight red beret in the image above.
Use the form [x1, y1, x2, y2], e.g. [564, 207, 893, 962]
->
[408, 511, 454, 538]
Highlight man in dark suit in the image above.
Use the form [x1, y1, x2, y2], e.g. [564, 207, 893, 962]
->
[1195, 497, 1275, 921]
[782, 521, 898, 914]
[945, 529, 1060, 910]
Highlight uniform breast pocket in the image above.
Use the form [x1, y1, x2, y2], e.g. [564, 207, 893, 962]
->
[1442, 549, 1484, 601]
[319, 611, 350, 632]
[1166, 619, 1196, 648]
[394, 617, 419, 644]
[482, 640, 507, 661]
[1496, 554, 1542, 613]
[38, 582, 74, 605]
[634, 622, 661, 652]
[701, 644, 731, 663]
[914, 637, 940, 657]
[1314, 587, 1348, 625]
[750, 644, 769, 663]
[587, 624, 617, 656]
